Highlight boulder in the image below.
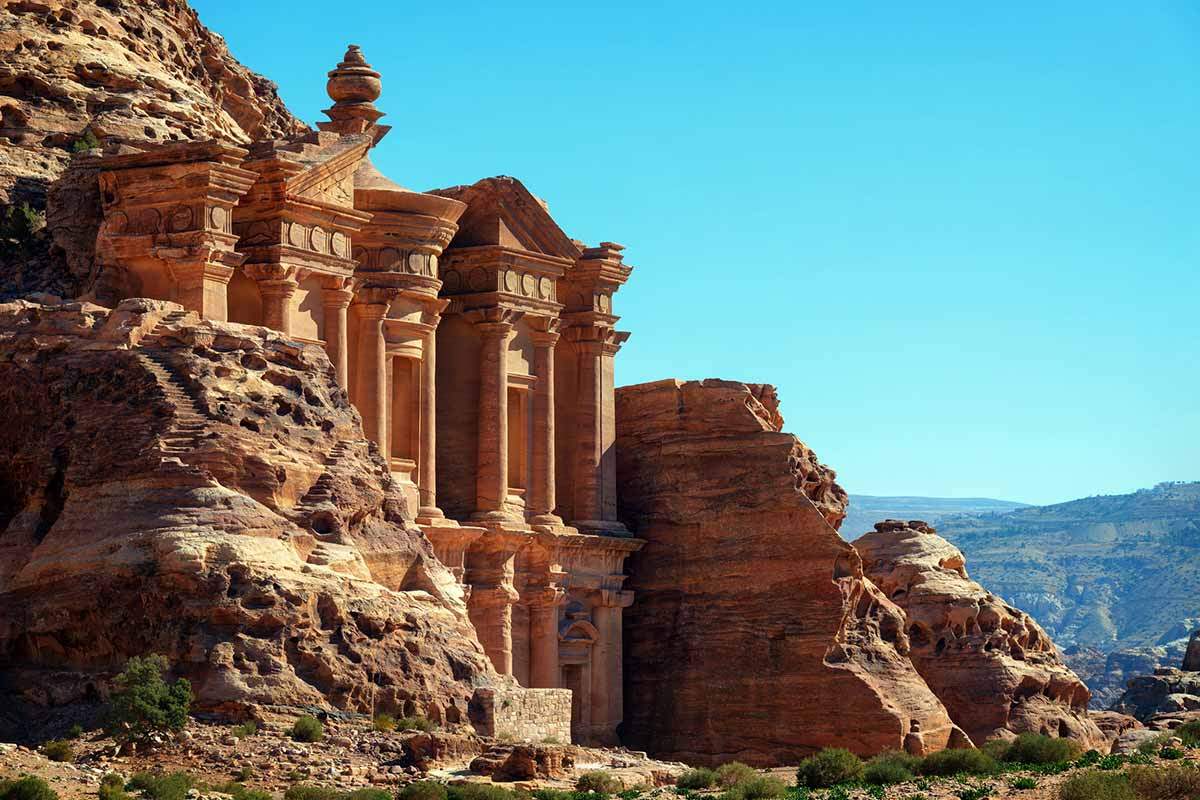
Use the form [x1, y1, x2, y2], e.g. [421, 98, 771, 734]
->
[853, 520, 1105, 749]
[615, 379, 964, 766]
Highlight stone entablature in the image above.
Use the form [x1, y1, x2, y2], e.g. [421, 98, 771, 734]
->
[88, 44, 641, 748]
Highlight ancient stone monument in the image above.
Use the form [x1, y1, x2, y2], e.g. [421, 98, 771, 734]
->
[84, 46, 641, 745]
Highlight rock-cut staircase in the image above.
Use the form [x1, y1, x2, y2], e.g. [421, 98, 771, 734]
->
[137, 310, 210, 475]
[297, 440, 352, 509]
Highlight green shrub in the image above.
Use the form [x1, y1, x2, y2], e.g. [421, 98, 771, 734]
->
[232, 766, 254, 782]
[863, 750, 920, 785]
[396, 716, 436, 732]
[98, 774, 130, 800]
[999, 733, 1081, 765]
[102, 655, 192, 746]
[372, 713, 397, 732]
[446, 785, 526, 800]
[231, 722, 257, 738]
[795, 748, 863, 788]
[918, 748, 998, 777]
[1174, 720, 1200, 747]
[345, 791, 391, 800]
[1128, 765, 1200, 799]
[1009, 776, 1038, 790]
[721, 776, 785, 800]
[1137, 734, 1170, 756]
[126, 772, 194, 800]
[283, 788, 338, 800]
[576, 772, 622, 795]
[1158, 746, 1185, 760]
[207, 783, 270, 800]
[399, 783, 448, 800]
[72, 130, 101, 154]
[67, 724, 84, 740]
[0, 777, 58, 800]
[290, 715, 324, 742]
[715, 763, 756, 788]
[676, 769, 717, 790]
[0, 202, 45, 258]
[41, 739, 74, 762]
[1058, 770, 1134, 800]
[954, 785, 993, 800]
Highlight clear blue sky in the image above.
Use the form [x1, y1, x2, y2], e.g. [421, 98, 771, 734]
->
[193, 0, 1199, 505]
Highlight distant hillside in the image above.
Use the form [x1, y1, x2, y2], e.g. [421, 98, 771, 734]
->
[931, 481, 1200, 707]
[842, 494, 1030, 538]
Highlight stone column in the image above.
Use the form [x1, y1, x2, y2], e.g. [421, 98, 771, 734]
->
[321, 278, 354, 387]
[416, 320, 444, 524]
[170, 260, 235, 322]
[352, 298, 389, 451]
[469, 584, 520, 676]
[529, 320, 562, 528]
[469, 310, 522, 523]
[528, 586, 564, 688]
[252, 266, 300, 336]
[590, 587, 633, 744]
[572, 328, 608, 526]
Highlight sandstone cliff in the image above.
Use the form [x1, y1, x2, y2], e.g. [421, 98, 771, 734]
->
[615, 379, 964, 766]
[0, 298, 492, 739]
[0, 0, 309, 300]
[853, 520, 1104, 749]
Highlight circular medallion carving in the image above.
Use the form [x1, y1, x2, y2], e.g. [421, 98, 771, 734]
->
[288, 223, 306, 248]
[408, 253, 423, 274]
[331, 232, 348, 257]
[442, 269, 462, 292]
[379, 247, 401, 270]
[209, 206, 227, 231]
[468, 268, 489, 291]
[539, 277, 553, 300]
[132, 208, 160, 235]
[310, 226, 328, 253]
[521, 273, 536, 296]
[168, 204, 193, 232]
[504, 270, 519, 293]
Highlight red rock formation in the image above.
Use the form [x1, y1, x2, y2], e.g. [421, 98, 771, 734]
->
[853, 520, 1104, 749]
[615, 379, 964, 766]
[0, 298, 492, 738]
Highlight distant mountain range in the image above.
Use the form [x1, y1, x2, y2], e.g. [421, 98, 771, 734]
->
[845, 482, 1200, 708]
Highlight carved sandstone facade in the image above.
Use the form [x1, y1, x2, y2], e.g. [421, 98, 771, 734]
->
[89, 46, 640, 745]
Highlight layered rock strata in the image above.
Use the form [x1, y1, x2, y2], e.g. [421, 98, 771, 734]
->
[0, 298, 493, 739]
[615, 378, 964, 766]
[853, 520, 1104, 748]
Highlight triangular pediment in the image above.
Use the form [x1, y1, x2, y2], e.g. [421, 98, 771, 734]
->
[430, 176, 582, 260]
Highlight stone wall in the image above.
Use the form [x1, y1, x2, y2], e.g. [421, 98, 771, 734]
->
[471, 687, 573, 743]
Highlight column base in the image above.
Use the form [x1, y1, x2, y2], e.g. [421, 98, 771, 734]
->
[415, 506, 451, 527]
[570, 519, 633, 537]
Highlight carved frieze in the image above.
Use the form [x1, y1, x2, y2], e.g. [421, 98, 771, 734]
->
[440, 266, 557, 301]
[354, 246, 439, 277]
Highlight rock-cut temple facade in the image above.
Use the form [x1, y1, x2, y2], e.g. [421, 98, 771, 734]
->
[89, 46, 642, 745]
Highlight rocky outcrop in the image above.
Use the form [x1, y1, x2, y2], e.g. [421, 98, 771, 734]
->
[615, 379, 963, 766]
[853, 520, 1104, 749]
[0, 298, 493, 740]
[1112, 669, 1200, 721]
[0, 0, 309, 301]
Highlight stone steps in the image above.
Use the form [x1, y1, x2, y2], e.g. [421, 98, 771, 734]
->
[137, 310, 211, 477]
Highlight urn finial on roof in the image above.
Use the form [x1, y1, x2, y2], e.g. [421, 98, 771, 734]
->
[320, 44, 386, 136]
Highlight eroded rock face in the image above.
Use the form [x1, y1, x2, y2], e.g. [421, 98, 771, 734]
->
[853, 520, 1104, 749]
[0, 0, 306, 202]
[0, 298, 492, 739]
[615, 379, 962, 766]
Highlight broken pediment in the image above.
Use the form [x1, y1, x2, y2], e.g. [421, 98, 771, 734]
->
[430, 176, 582, 260]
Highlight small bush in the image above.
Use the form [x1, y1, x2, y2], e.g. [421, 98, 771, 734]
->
[715, 763, 756, 788]
[795, 748, 863, 788]
[126, 772, 194, 800]
[1158, 746, 1185, 760]
[676, 769, 717, 790]
[919, 748, 998, 777]
[1137, 734, 1171, 756]
[290, 715, 324, 742]
[863, 750, 920, 785]
[999, 733, 1081, 765]
[102, 655, 193, 746]
[41, 739, 74, 762]
[1058, 770, 1134, 800]
[576, 772, 622, 795]
[67, 724, 84, 740]
[283, 788, 338, 800]
[399, 783, 448, 800]
[721, 776, 785, 800]
[231, 722, 257, 738]
[232, 766, 254, 782]
[207, 783, 270, 800]
[372, 713, 397, 732]
[1128, 765, 1200, 799]
[72, 130, 101, 153]
[1174, 720, 1200, 747]
[954, 785, 993, 800]
[446, 785, 525, 800]
[395, 716, 436, 732]
[0, 777, 58, 800]
[98, 774, 130, 800]
[1009, 776, 1038, 790]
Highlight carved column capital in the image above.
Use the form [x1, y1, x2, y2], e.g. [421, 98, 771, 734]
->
[245, 263, 299, 285]
[528, 315, 561, 347]
[598, 588, 635, 609]
[465, 306, 524, 330]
